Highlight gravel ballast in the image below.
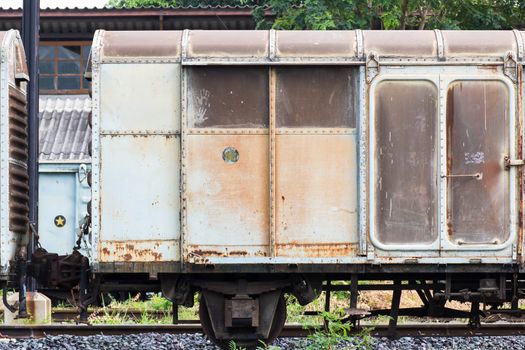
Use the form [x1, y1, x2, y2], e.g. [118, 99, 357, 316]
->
[0, 333, 523, 350]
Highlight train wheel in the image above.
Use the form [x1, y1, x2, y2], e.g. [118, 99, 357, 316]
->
[199, 294, 287, 350]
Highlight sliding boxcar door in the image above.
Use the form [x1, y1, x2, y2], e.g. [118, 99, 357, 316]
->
[184, 67, 270, 260]
[274, 67, 359, 258]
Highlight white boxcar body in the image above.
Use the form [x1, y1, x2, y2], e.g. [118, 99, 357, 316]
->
[90, 30, 525, 274]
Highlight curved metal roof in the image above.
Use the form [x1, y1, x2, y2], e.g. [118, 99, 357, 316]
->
[93, 29, 525, 63]
[1, 29, 28, 84]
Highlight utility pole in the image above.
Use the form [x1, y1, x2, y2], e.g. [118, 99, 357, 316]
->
[22, 0, 40, 294]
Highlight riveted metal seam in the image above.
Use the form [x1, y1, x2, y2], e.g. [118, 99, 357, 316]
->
[100, 57, 181, 64]
[434, 29, 445, 61]
[178, 45, 187, 269]
[0, 31, 12, 272]
[358, 66, 367, 256]
[100, 131, 181, 136]
[269, 29, 276, 61]
[187, 128, 268, 135]
[180, 63, 188, 269]
[90, 29, 104, 265]
[269, 67, 276, 258]
[438, 75, 446, 253]
[181, 29, 189, 63]
[276, 128, 357, 135]
[181, 57, 507, 66]
[513, 29, 523, 61]
[184, 128, 356, 135]
[355, 29, 364, 59]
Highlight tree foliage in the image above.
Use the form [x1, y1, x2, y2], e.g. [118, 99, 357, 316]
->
[108, 0, 525, 30]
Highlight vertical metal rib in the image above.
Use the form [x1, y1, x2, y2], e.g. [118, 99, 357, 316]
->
[269, 68, 276, 258]
[434, 29, 445, 61]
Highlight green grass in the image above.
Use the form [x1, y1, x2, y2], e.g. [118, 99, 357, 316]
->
[88, 293, 199, 324]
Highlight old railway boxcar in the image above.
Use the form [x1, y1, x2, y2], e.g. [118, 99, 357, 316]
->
[86, 30, 525, 347]
[0, 30, 29, 283]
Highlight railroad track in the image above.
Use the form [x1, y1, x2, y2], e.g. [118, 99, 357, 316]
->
[1, 323, 525, 339]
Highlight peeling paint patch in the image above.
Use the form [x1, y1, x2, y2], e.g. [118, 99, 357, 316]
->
[276, 243, 358, 258]
[99, 240, 179, 262]
[464, 151, 485, 164]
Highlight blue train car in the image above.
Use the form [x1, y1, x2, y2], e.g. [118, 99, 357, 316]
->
[38, 95, 91, 256]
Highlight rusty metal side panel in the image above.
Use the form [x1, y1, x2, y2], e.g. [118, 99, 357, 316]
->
[101, 31, 182, 59]
[446, 80, 510, 245]
[186, 66, 268, 128]
[275, 67, 356, 128]
[443, 31, 516, 57]
[276, 31, 356, 58]
[99, 240, 178, 262]
[187, 30, 268, 58]
[275, 134, 358, 258]
[99, 135, 180, 262]
[363, 30, 437, 57]
[185, 134, 270, 260]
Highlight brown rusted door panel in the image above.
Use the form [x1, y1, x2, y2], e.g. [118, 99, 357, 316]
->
[275, 135, 358, 258]
[273, 67, 359, 258]
[446, 81, 509, 244]
[186, 135, 270, 258]
[185, 66, 270, 260]
[374, 80, 438, 245]
[187, 66, 269, 128]
[275, 67, 356, 128]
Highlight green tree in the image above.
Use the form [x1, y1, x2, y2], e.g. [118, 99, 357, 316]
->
[108, 0, 525, 30]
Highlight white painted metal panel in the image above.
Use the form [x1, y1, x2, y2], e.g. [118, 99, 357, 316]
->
[99, 135, 180, 262]
[100, 64, 180, 133]
[38, 164, 91, 256]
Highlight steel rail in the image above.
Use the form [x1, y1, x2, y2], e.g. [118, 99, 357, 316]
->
[1, 323, 525, 339]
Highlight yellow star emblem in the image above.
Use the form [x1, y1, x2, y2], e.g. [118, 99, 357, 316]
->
[54, 215, 66, 227]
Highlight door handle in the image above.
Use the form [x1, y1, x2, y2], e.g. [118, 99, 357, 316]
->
[442, 173, 483, 180]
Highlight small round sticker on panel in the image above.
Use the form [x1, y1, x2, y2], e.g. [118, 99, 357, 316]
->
[54, 215, 66, 228]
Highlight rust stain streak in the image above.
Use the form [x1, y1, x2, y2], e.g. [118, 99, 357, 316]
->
[275, 243, 358, 258]
[99, 240, 177, 262]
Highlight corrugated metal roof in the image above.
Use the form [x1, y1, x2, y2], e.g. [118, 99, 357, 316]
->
[0, 6, 269, 35]
[39, 95, 91, 162]
[1, 5, 259, 10]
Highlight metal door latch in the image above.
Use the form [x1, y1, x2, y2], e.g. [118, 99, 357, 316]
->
[504, 155, 524, 168]
[366, 52, 380, 83]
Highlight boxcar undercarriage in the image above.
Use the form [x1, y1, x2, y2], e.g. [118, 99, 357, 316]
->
[19, 258, 525, 349]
